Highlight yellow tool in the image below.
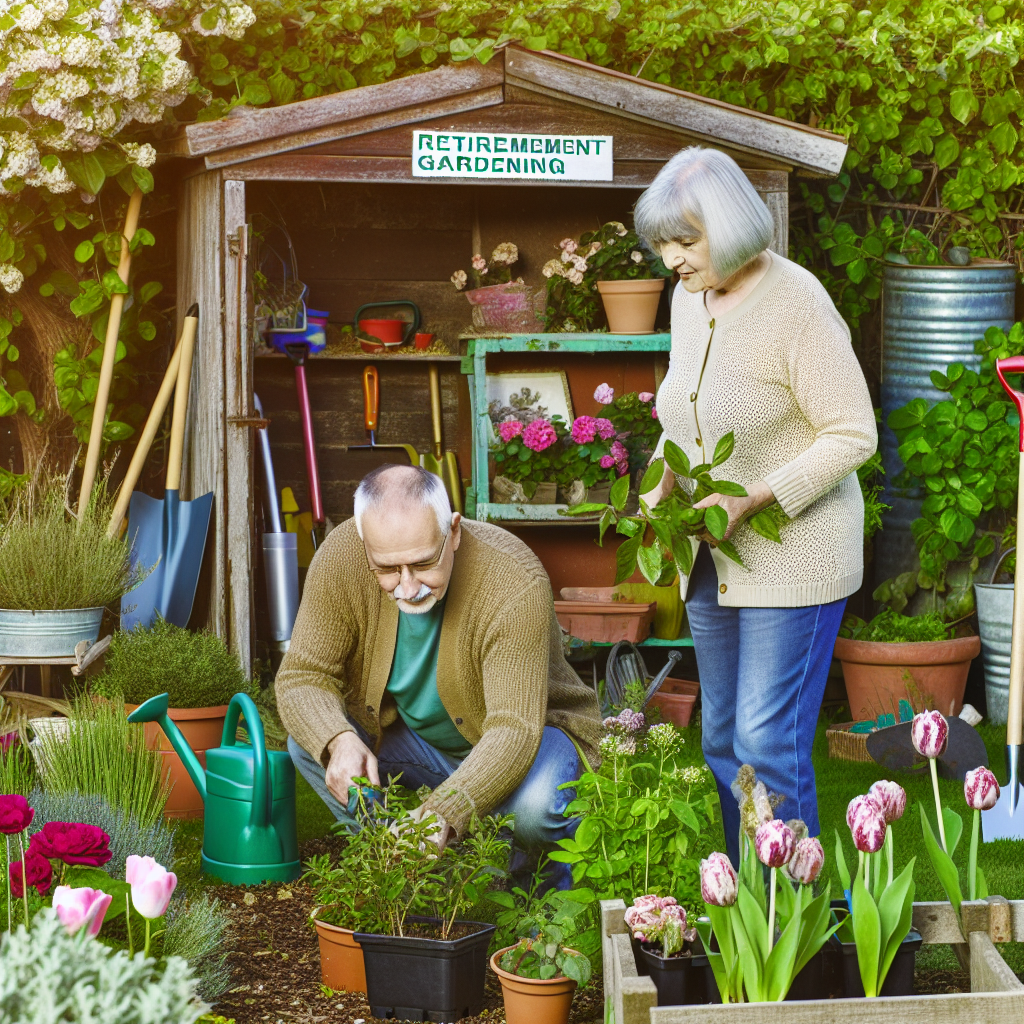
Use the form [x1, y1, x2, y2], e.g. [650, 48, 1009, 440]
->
[281, 487, 316, 568]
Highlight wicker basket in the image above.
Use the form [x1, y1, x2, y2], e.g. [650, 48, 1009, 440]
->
[826, 721, 873, 762]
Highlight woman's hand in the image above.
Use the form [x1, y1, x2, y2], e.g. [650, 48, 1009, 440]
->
[640, 461, 676, 508]
[694, 481, 775, 541]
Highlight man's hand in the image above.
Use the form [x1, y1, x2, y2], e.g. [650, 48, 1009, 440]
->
[325, 731, 380, 807]
[694, 480, 775, 542]
[408, 804, 454, 853]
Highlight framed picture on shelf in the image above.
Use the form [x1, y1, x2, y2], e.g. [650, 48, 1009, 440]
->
[486, 370, 574, 432]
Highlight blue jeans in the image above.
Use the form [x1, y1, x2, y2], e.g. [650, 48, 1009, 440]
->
[686, 544, 846, 866]
[288, 718, 581, 889]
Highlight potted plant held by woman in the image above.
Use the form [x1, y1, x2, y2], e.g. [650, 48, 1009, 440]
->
[91, 620, 258, 818]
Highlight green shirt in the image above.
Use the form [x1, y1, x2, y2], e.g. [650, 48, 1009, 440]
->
[385, 599, 472, 758]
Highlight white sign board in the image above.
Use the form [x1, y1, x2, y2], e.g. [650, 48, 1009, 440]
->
[412, 130, 613, 181]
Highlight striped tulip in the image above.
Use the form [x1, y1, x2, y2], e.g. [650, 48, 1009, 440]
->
[868, 780, 907, 824]
[788, 837, 825, 886]
[846, 793, 882, 832]
[911, 710, 948, 760]
[754, 819, 795, 868]
[850, 803, 886, 853]
[964, 766, 1000, 811]
[700, 852, 738, 907]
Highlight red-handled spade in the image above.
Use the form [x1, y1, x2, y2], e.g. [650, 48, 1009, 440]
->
[983, 355, 1024, 840]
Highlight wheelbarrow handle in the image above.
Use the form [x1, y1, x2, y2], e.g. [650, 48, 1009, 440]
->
[364, 365, 379, 434]
[996, 356, 1024, 453]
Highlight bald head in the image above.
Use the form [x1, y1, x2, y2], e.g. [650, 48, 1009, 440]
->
[353, 464, 452, 539]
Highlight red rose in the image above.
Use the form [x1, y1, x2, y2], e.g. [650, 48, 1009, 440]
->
[29, 822, 112, 867]
[0, 794, 33, 834]
[10, 848, 52, 897]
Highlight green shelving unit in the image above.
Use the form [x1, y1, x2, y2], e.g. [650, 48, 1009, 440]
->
[462, 332, 671, 522]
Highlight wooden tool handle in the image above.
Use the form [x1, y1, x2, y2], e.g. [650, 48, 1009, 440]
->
[78, 188, 143, 511]
[429, 364, 443, 459]
[363, 365, 379, 433]
[166, 308, 200, 491]
[106, 327, 186, 537]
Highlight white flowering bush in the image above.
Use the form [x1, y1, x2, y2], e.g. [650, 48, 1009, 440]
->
[0, 907, 207, 1023]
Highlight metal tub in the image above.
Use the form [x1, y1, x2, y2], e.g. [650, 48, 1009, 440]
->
[975, 583, 1013, 724]
[0, 607, 104, 658]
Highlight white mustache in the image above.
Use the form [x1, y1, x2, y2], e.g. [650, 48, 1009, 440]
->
[394, 582, 432, 603]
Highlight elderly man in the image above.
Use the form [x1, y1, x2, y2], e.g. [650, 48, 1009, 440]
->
[276, 463, 601, 886]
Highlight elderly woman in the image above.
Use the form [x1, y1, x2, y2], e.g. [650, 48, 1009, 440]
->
[635, 147, 876, 864]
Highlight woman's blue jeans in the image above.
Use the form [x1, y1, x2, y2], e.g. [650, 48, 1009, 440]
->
[686, 544, 846, 866]
[288, 718, 581, 889]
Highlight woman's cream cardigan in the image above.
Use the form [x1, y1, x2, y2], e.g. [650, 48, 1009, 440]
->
[654, 251, 877, 608]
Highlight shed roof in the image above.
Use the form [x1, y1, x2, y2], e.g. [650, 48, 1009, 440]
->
[179, 45, 847, 179]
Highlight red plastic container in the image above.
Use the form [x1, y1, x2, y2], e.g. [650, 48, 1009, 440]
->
[359, 319, 406, 348]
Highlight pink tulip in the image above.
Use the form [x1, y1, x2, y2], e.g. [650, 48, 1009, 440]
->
[850, 804, 886, 853]
[52, 885, 113, 937]
[125, 855, 177, 919]
[911, 710, 948, 759]
[964, 766, 1000, 811]
[754, 819, 795, 868]
[700, 852, 738, 906]
[868, 780, 907, 824]
[788, 837, 825, 885]
[846, 793, 883, 831]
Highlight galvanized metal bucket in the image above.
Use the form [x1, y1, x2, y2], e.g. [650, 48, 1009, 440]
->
[975, 582, 1013, 724]
[0, 607, 104, 658]
[879, 261, 1016, 578]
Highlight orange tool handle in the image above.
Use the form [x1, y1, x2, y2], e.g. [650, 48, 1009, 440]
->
[996, 356, 1024, 453]
[363, 365, 379, 433]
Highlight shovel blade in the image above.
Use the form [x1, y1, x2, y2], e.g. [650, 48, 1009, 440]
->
[420, 453, 443, 478]
[981, 787, 1024, 840]
[121, 488, 213, 631]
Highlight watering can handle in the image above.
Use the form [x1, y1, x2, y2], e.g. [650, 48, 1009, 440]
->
[364, 366, 379, 433]
[996, 356, 1024, 453]
[222, 693, 272, 829]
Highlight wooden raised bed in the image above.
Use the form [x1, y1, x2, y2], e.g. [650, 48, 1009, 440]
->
[601, 896, 1024, 1023]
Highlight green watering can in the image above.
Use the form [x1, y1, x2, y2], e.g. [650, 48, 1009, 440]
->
[128, 692, 300, 885]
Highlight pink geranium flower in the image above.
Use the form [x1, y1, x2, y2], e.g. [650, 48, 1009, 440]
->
[498, 420, 523, 443]
[594, 383, 614, 405]
[595, 417, 615, 440]
[571, 416, 597, 443]
[522, 419, 558, 452]
[651, 406, 658, 420]
[638, 392, 655, 403]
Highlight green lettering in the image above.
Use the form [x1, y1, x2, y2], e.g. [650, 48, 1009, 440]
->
[493, 158, 504, 172]
[511, 138, 528, 153]
[563, 139, 575, 155]
[550, 158, 565, 174]
[477, 137, 491, 153]
[494, 136, 508, 153]
[438, 155, 454, 171]
[531, 158, 546, 173]
[507, 158, 520, 173]
[457, 156, 472, 172]
[418, 135, 434, 151]
[437, 135, 450, 151]
[417, 155, 435, 170]
[576, 140, 589, 155]
[545, 139, 561, 154]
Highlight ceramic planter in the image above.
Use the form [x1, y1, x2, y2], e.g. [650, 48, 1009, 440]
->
[355, 916, 495, 1023]
[125, 702, 229, 819]
[490, 948, 578, 1024]
[649, 678, 699, 728]
[492, 476, 557, 504]
[833, 635, 980, 721]
[0, 607, 103, 658]
[975, 582, 1013, 723]
[560, 582, 684, 640]
[597, 279, 665, 333]
[465, 282, 541, 332]
[553, 599, 656, 643]
[312, 911, 366, 994]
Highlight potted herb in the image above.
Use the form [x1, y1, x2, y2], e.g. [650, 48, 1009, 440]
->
[834, 608, 980, 722]
[490, 913, 591, 1024]
[305, 784, 509, 1021]
[91, 620, 257, 819]
[490, 416, 568, 505]
[452, 242, 539, 332]
[0, 475, 141, 658]
[542, 223, 671, 334]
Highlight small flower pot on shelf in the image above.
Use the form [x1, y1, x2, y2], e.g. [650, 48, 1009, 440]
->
[466, 282, 541, 332]
[554, 600, 656, 644]
[597, 279, 665, 333]
[312, 911, 366, 994]
[490, 948, 578, 1024]
[833, 635, 980, 721]
[355, 917, 495, 1022]
[649, 678, 699, 728]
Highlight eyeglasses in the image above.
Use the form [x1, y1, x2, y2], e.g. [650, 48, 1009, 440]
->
[366, 531, 450, 581]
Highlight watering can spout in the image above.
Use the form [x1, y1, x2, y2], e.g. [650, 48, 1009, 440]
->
[127, 692, 208, 804]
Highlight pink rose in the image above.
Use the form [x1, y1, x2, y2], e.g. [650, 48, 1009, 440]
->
[868, 780, 907, 824]
[911, 710, 948, 759]
[571, 416, 597, 444]
[522, 418, 557, 452]
[700, 852, 737, 906]
[964, 766, 1000, 811]
[595, 418, 615, 440]
[638, 392, 655, 403]
[52, 885, 113, 937]
[594, 383, 615, 405]
[10, 848, 52, 897]
[498, 420, 523, 443]
[30, 822, 112, 867]
[126, 855, 177, 919]
[788, 837, 824, 885]
[0, 795, 33, 835]
[755, 819, 796, 868]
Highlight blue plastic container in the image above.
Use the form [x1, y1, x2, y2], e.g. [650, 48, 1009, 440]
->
[269, 307, 328, 354]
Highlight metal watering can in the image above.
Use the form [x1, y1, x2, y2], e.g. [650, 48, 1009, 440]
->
[127, 692, 300, 884]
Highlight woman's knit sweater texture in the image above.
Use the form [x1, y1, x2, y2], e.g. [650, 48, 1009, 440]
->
[275, 518, 602, 834]
[654, 251, 877, 607]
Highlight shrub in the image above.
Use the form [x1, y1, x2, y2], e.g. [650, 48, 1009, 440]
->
[164, 892, 231, 1002]
[0, 474, 141, 610]
[840, 608, 950, 644]
[92, 619, 257, 708]
[0, 908, 207, 1024]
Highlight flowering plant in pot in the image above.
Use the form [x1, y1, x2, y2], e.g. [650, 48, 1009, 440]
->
[490, 416, 569, 504]
[592, 383, 663, 476]
[452, 242, 539, 332]
[624, 893, 706, 1006]
[542, 222, 671, 333]
[556, 414, 627, 505]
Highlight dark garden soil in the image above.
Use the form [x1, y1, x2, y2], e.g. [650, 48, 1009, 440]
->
[209, 839, 604, 1024]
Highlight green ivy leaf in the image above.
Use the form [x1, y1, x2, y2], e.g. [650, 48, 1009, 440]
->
[74, 240, 95, 263]
[949, 87, 979, 125]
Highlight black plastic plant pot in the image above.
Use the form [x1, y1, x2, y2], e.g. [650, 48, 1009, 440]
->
[829, 929, 923, 997]
[638, 939, 709, 1005]
[785, 950, 825, 1000]
[354, 916, 496, 1022]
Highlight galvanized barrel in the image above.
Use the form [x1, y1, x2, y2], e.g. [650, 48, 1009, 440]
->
[974, 582, 1013, 724]
[0, 607, 103, 657]
[878, 262, 1016, 579]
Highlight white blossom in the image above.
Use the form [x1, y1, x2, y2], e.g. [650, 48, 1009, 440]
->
[122, 141, 156, 167]
[0, 264, 25, 294]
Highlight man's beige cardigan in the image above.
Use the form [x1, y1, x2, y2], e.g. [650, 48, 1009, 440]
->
[654, 251, 877, 607]
[275, 518, 601, 834]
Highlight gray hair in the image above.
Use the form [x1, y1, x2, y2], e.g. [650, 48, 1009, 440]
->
[634, 147, 774, 278]
[353, 464, 452, 539]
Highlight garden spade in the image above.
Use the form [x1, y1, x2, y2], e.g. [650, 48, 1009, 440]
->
[346, 365, 418, 465]
[420, 364, 463, 514]
[121, 304, 213, 631]
[982, 354, 1024, 841]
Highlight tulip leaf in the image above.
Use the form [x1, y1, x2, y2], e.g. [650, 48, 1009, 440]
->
[736, 881, 769, 969]
[765, 910, 802, 1002]
[877, 858, 916, 990]
[919, 804, 963, 916]
[942, 806, 964, 858]
[851, 865, 880, 997]
[834, 830, 851, 892]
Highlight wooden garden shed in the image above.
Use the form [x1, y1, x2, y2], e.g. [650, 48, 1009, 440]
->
[168, 45, 847, 668]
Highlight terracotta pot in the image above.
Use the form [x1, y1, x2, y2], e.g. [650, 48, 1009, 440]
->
[553, 600, 656, 643]
[125, 702, 229, 819]
[559, 583, 684, 640]
[833, 635, 980, 722]
[597, 279, 665, 333]
[490, 948, 578, 1024]
[649, 678, 699, 728]
[313, 912, 366, 994]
